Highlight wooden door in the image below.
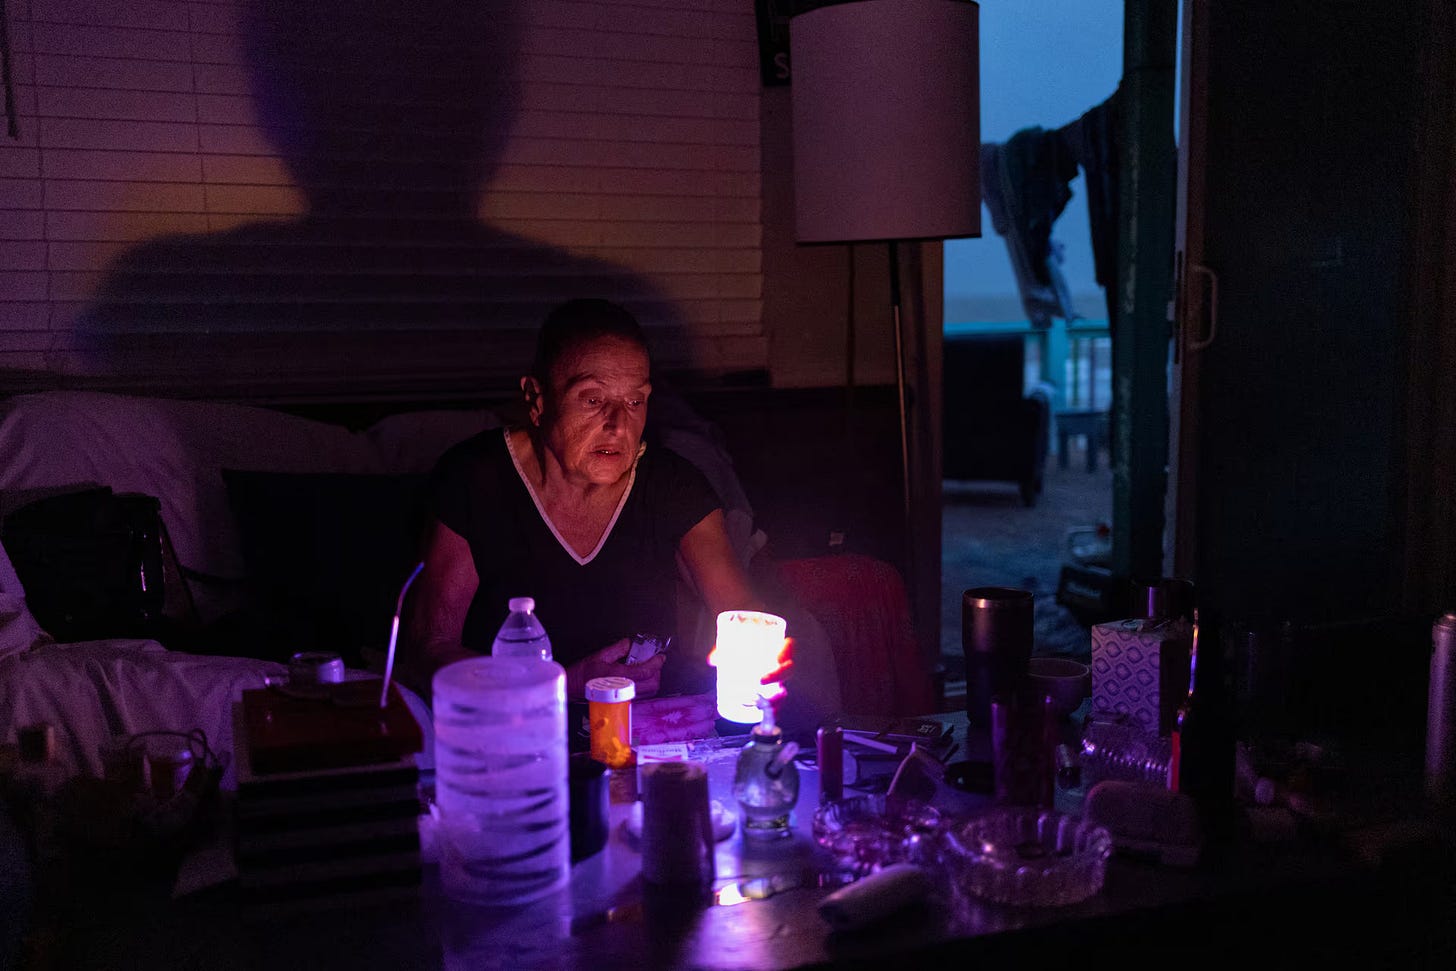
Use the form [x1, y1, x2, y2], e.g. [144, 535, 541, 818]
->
[1170, 0, 1422, 624]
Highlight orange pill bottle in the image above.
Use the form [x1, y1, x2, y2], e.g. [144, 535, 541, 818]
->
[585, 676, 636, 769]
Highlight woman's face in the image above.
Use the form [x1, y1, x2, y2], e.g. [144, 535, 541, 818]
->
[529, 335, 651, 486]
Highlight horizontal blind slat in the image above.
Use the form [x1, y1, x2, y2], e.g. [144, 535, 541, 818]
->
[1, 213, 47, 240]
[33, 54, 194, 92]
[0, 273, 50, 300]
[0, 242, 50, 271]
[0, 303, 53, 331]
[45, 180, 209, 212]
[28, 0, 184, 33]
[0, 179, 46, 208]
[44, 149, 205, 182]
[37, 86, 199, 123]
[0, 147, 44, 179]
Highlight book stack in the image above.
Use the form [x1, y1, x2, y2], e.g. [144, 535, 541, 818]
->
[231, 683, 426, 909]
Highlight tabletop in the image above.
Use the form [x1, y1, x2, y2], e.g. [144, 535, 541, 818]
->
[25, 715, 1456, 971]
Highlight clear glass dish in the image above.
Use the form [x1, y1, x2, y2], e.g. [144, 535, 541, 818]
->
[942, 808, 1112, 907]
[811, 794, 943, 875]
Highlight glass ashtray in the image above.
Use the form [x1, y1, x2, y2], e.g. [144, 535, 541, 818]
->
[811, 794, 942, 875]
[943, 809, 1112, 908]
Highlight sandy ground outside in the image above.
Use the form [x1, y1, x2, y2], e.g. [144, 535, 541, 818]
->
[940, 439, 1112, 681]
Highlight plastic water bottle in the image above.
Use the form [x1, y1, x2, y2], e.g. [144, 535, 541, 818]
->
[492, 596, 552, 660]
[1079, 711, 1172, 787]
[433, 656, 569, 904]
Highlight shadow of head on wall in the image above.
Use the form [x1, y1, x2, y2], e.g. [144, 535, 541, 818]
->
[245, 0, 521, 220]
[77, 0, 681, 386]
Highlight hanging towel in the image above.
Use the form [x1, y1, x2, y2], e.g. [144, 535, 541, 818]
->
[980, 127, 1081, 328]
[1060, 90, 1122, 326]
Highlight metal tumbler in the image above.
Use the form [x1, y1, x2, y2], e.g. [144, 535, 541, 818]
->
[1128, 577, 1196, 623]
[962, 587, 1034, 727]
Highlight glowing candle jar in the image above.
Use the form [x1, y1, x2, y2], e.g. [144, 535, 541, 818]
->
[710, 610, 788, 726]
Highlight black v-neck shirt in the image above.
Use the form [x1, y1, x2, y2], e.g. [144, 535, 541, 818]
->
[427, 428, 720, 666]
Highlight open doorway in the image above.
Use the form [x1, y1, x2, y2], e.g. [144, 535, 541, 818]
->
[939, 1, 1123, 690]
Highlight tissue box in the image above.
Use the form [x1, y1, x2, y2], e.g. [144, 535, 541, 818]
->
[1090, 620, 1192, 735]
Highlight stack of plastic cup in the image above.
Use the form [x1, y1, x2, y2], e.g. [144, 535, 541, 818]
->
[433, 655, 568, 905]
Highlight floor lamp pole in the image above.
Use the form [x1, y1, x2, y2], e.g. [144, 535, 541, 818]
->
[888, 239, 917, 611]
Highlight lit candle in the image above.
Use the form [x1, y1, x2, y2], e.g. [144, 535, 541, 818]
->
[709, 610, 788, 725]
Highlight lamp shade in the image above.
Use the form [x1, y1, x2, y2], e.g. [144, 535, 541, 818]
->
[790, 0, 981, 243]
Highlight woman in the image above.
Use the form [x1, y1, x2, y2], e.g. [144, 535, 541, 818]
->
[402, 299, 765, 702]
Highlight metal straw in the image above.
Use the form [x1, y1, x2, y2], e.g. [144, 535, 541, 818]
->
[379, 561, 425, 709]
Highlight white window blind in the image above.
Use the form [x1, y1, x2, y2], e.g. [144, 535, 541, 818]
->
[0, 0, 764, 398]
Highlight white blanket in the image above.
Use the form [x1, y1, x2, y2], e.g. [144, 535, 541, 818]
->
[0, 639, 434, 790]
[1, 537, 432, 789]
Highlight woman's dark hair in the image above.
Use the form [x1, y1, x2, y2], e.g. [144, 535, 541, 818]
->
[530, 298, 650, 386]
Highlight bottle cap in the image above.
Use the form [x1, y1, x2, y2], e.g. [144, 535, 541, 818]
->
[586, 676, 635, 703]
[508, 596, 536, 613]
[751, 696, 781, 737]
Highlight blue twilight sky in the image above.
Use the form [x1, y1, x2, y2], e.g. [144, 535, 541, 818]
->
[944, 0, 1124, 324]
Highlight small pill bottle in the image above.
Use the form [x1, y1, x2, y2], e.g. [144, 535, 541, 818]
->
[585, 676, 636, 769]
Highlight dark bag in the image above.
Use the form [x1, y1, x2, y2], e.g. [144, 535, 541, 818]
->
[1, 487, 170, 642]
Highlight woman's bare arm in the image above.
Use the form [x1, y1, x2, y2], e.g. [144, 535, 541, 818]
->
[399, 518, 479, 700]
[678, 508, 760, 616]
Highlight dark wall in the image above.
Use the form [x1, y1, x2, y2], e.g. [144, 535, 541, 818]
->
[688, 385, 905, 567]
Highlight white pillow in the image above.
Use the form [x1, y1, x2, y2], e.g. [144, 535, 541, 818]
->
[367, 407, 502, 474]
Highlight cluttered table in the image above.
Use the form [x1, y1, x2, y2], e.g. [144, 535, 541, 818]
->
[35, 704, 1446, 971]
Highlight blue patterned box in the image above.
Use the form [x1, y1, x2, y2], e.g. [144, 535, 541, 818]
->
[1090, 619, 1192, 735]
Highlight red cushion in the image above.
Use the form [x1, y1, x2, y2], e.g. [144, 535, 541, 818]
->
[774, 554, 934, 716]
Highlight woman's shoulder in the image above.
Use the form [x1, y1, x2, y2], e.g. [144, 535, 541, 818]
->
[438, 426, 508, 462]
[638, 439, 720, 509]
[639, 437, 701, 479]
[432, 427, 512, 481]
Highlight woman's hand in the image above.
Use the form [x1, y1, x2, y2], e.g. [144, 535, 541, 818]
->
[565, 638, 667, 700]
[760, 636, 795, 689]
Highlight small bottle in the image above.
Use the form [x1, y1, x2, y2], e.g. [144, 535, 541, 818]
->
[491, 596, 552, 660]
[733, 699, 800, 839]
[1168, 609, 1235, 825]
[585, 676, 635, 769]
[816, 726, 843, 805]
[1167, 612, 1199, 793]
[6, 724, 68, 864]
[12, 723, 67, 801]
[1080, 711, 1172, 787]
